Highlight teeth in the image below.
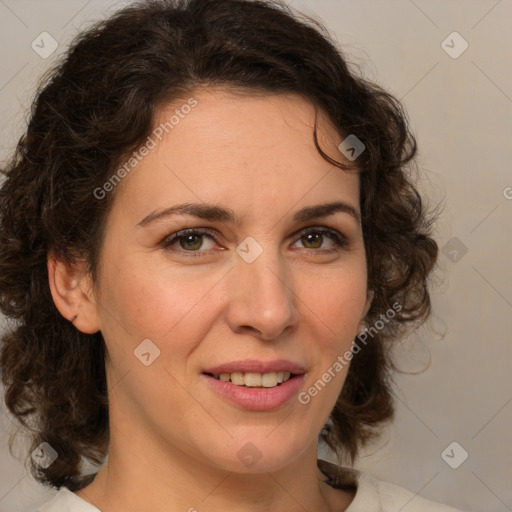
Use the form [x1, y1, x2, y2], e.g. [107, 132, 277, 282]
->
[244, 372, 262, 387]
[230, 372, 244, 386]
[213, 371, 293, 387]
[261, 373, 276, 387]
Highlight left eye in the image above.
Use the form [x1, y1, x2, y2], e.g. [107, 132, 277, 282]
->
[293, 228, 347, 251]
[161, 227, 347, 256]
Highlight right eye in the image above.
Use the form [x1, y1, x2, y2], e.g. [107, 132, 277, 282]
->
[161, 228, 220, 257]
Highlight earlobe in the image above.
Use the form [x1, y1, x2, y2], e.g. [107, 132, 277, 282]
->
[358, 289, 374, 333]
[47, 255, 100, 334]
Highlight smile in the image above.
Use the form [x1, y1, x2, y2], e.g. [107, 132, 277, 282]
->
[206, 371, 294, 388]
[202, 373, 305, 411]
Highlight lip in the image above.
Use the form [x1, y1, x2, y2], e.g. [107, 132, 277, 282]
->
[203, 359, 306, 375]
[202, 372, 306, 411]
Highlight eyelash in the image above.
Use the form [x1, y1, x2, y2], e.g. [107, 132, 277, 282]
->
[161, 226, 348, 258]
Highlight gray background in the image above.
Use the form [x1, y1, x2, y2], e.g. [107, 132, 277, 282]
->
[1, 1, 511, 511]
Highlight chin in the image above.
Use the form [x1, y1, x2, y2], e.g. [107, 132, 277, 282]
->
[201, 433, 311, 474]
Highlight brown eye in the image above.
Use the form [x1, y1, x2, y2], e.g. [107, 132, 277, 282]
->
[293, 227, 347, 252]
[300, 232, 324, 249]
[177, 234, 205, 251]
[162, 229, 217, 255]
[161, 226, 347, 259]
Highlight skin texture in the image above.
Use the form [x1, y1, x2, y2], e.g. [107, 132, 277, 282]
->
[48, 89, 371, 512]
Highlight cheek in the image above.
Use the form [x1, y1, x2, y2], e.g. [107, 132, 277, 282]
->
[299, 270, 367, 403]
[302, 266, 367, 332]
[95, 249, 211, 343]
[298, 266, 367, 398]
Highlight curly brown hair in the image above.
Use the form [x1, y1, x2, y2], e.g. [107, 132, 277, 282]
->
[0, 0, 438, 493]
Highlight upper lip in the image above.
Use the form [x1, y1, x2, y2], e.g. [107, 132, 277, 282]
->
[203, 359, 306, 375]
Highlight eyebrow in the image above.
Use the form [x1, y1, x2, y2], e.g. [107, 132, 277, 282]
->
[137, 200, 361, 228]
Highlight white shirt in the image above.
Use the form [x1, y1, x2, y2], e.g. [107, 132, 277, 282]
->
[34, 460, 464, 512]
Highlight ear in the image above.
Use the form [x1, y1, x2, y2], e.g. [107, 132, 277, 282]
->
[357, 289, 374, 333]
[47, 255, 100, 334]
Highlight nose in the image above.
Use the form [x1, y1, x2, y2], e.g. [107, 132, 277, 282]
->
[225, 244, 300, 340]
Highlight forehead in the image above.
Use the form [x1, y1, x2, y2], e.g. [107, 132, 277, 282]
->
[154, 87, 343, 157]
[111, 89, 360, 226]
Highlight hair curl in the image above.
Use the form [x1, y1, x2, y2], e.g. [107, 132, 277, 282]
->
[0, 0, 438, 492]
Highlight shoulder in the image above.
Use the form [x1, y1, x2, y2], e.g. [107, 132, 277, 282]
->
[33, 487, 100, 512]
[371, 475, 465, 512]
[317, 459, 465, 512]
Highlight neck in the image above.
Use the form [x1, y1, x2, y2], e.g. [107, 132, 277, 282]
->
[76, 429, 349, 512]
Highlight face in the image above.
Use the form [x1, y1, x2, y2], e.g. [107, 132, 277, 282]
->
[86, 89, 370, 473]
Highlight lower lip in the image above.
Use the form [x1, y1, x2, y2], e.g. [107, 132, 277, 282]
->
[202, 373, 305, 411]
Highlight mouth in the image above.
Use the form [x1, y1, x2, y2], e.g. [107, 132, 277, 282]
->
[201, 366, 306, 410]
[203, 371, 298, 388]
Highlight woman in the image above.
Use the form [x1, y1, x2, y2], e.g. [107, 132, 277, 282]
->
[0, 0, 462, 510]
